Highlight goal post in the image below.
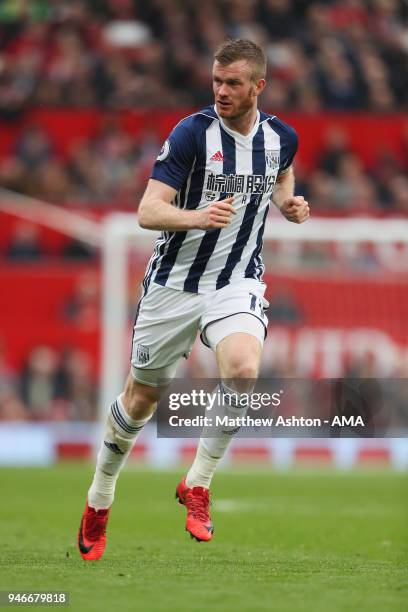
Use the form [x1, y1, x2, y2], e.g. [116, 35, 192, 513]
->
[100, 213, 408, 419]
[100, 214, 156, 414]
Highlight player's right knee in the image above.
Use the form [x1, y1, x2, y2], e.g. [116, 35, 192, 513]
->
[122, 374, 158, 420]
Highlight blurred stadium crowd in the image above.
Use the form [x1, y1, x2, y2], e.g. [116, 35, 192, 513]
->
[1, 0, 407, 112]
[0, 269, 99, 421]
[0, 0, 407, 210]
[0, 0, 408, 214]
[1, 119, 407, 212]
[0, 343, 97, 421]
[1, 0, 407, 422]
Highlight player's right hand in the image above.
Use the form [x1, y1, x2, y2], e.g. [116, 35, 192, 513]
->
[198, 196, 236, 230]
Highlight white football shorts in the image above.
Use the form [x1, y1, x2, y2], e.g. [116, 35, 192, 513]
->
[130, 279, 268, 386]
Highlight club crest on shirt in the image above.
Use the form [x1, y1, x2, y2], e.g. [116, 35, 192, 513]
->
[157, 139, 171, 162]
[135, 344, 150, 365]
[266, 150, 280, 170]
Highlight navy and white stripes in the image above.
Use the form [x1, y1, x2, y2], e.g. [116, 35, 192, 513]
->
[110, 399, 145, 437]
[147, 105, 297, 295]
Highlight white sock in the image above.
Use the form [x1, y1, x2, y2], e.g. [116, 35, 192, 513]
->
[185, 438, 224, 489]
[186, 382, 249, 489]
[88, 395, 151, 510]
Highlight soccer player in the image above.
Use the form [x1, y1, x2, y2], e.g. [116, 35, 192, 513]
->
[78, 39, 309, 560]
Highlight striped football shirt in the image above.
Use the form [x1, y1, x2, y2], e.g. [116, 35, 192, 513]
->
[143, 105, 298, 295]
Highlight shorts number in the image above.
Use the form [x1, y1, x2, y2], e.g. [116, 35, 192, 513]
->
[249, 292, 264, 316]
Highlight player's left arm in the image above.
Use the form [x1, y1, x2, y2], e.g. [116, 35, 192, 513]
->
[272, 166, 309, 224]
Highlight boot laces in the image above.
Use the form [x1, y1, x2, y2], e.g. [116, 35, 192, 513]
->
[86, 509, 108, 540]
[187, 488, 210, 522]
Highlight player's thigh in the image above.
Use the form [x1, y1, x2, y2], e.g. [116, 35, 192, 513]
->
[131, 283, 201, 386]
[200, 280, 268, 388]
[200, 278, 268, 351]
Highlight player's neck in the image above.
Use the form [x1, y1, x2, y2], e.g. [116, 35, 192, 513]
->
[221, 106, 259, 136]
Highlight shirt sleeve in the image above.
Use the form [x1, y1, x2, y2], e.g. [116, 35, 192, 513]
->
[279, 124, 298, 175]
[151, 118, 196, 191]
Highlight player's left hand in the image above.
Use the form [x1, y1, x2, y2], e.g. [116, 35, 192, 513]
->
[280, 196, 310, 223]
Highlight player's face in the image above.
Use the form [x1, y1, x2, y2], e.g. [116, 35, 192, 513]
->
[213, 60, 265, 120]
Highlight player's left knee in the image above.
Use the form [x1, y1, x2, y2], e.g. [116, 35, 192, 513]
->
[223, 357, 259, 381]
[217, 334, 261, 382]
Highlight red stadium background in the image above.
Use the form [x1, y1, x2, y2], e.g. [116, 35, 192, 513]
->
[1, 111, 407, 468]
[1, 110, 407, 374]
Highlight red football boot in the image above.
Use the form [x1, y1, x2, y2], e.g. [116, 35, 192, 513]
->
[175, 478, 214, 542]
[78, 501, 110, 560]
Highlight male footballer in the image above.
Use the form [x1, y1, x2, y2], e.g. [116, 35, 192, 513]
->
[78, 38, 309, 560]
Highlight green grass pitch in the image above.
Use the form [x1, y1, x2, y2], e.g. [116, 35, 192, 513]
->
[0, 465, 407, 612]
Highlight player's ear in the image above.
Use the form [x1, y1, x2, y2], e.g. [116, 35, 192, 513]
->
[254, 79, 266, 96]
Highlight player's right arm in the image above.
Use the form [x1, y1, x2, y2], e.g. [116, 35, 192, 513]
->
[138, 179, 235, 231]
[139, 117, 235, 232]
